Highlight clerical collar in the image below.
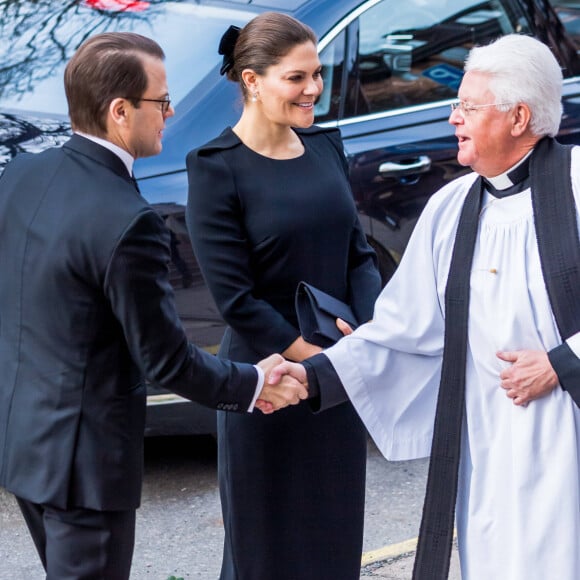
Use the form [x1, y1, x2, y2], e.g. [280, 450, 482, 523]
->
[483, 150, 532, 198]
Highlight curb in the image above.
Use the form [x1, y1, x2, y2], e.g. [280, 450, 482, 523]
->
[362, 537, 418, 566]
[362, 529, 457, 567]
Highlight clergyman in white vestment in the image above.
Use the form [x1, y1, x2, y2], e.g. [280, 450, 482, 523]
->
[271, 34, 580, 580]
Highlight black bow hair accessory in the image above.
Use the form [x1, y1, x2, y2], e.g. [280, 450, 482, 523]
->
[218, 25, 241, 76]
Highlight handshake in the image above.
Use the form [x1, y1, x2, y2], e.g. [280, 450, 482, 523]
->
[252, 318, 354, 413]
[253, 354, 309, 414]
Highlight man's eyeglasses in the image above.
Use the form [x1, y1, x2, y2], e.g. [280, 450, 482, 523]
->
[450, 101, 515, 116]
[124, 96, 171, 115]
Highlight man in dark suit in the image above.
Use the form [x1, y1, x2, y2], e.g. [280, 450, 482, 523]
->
[0, 32, 306, 579]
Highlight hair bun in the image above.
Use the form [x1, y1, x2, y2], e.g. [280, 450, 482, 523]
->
[218, 25, 241, 76]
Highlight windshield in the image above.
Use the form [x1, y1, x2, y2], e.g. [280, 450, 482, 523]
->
[0, 1, 253, 115]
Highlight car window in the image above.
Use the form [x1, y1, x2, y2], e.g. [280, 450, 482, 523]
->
[0, 2, 252, 115]
[551, 0, 580, 50]
[316, 0, 531, 122]
[314, 30, 346, 120]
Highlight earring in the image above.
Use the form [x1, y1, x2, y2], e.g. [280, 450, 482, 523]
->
[251, 92, 258, 103]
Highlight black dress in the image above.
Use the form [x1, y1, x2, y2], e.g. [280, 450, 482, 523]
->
[186, 125, 382, 580]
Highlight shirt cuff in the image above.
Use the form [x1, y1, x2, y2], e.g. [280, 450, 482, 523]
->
[247, 365, 265, 412]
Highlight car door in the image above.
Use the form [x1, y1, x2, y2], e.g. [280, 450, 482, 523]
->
[314, 0, 580, 267]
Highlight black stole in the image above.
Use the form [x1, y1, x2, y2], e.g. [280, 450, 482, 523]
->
[412, 137, 580, 579]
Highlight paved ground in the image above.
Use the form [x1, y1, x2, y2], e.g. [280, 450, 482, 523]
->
[360, 540, 461, 579]
[0, 436, 460, 579]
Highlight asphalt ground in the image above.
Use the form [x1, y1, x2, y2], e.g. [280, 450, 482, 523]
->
[360, 537, 461, 579]
[1, 437, 461, 579]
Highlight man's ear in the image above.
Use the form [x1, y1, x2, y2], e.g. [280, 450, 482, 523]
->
[511, 103, 532, 137]
[109, 97, 131, 128]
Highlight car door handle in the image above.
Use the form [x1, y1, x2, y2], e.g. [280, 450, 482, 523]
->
[379, 155, 432, 177]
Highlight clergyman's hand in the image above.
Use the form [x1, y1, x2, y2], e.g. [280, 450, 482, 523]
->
[496, 349, 558, 406]
[254, 354, 308, 414]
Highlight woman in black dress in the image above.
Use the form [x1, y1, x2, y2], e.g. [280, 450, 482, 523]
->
[186, 12, 382, 580]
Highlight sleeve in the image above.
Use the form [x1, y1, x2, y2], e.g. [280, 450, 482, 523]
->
[321, 127, 350, 177]
[347, 216, 382, 323]
[303, 353, 349, 411]
[186, 149, 299, 355]
[322, 127, 382, 323]
[316, 198, 452, 460]
[104, 208, 258, 411]
[548, 341, 580, 407]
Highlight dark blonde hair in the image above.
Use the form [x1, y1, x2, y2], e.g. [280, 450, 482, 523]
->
[226, 12, 317, 100]
[64, 32, 165, 136]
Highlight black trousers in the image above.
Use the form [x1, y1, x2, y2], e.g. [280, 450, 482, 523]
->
[16, 496, 136, 580]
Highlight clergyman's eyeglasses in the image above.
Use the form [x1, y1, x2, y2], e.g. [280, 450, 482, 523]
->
[450, 101, 515, 116]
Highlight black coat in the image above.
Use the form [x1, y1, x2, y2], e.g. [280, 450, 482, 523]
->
[186, 126, 382, 580]
[0, 135, 258, 511]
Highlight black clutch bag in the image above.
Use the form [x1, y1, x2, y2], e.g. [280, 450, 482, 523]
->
[295, 281, 358, 348]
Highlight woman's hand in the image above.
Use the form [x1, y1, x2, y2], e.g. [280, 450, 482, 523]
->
[283, 318, 353, 363]
[336, 317, 353, 336]
[283, 336, 322, 362]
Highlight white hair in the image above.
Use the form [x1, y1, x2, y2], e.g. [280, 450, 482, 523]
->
[464, 34, 563, 137]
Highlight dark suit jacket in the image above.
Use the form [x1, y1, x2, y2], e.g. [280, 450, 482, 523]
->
[0, 135, 258, 511]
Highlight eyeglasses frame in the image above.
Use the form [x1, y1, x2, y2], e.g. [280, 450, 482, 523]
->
[450, 101, 516, 115]
[123, 96, 172, 115]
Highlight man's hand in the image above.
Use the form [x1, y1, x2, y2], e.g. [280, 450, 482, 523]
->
[496, 349, 558, 406]
[254, 354, 308, 414]
[268, 359, 308, 388]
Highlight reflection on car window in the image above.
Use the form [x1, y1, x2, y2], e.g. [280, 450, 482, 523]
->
[0, 2, 252, 114]
[314, 30, 345, 119]
[552, 0, 580, 51]
[317, 0, 530, 122]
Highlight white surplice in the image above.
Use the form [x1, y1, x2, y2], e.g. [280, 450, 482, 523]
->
[324, 148, 580, 579]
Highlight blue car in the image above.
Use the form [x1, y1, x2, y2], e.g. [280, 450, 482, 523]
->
[2, 0, 580, 434]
